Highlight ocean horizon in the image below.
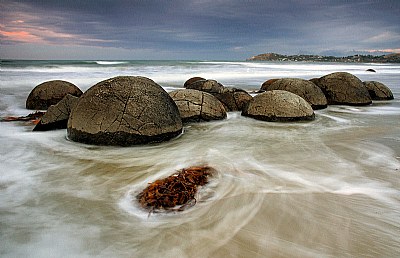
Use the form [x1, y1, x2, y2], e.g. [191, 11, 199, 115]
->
[1, 60, 399, 257]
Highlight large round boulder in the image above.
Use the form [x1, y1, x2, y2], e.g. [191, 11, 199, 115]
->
[260, 78, 280, 91]
[26, 80, 83, 110]
[169, 89, 227, 122]
[67, 76, 182, 146]
[263, 78, 327, 110]
[242, 90, 315, 122]
[363, 81, 394, 100]
[213, 87, 253, 111]
[312, 72, 372, 105]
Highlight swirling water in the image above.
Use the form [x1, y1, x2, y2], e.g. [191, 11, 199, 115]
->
[0, 60, 400, 257]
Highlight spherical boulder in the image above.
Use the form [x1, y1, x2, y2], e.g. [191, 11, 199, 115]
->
[242, 90, 315, 122]
[185, 79, 224, 93]
[169, 89, 227, 122]
[260, 78, 280, 91]
[33, 94, 79, 131]
[264, 78, 327, 110]
[67, 76, 182, 146]
[184, 77, 206, 88]
[312, 72, 372, 105]
[363, 81, 394, 100]
[26, 80, 83, 110]
[213, 87, 253, 111]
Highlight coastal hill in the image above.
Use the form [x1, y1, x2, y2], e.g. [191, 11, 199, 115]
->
[247, 53, 400, 63]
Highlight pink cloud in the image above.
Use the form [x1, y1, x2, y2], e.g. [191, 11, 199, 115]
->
[365, 48, 400, 54]
[0, 28, 44, 43]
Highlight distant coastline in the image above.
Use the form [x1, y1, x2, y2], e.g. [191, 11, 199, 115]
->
[247, 53, 400, 63]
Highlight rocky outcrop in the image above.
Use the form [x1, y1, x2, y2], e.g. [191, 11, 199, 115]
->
[169, 89, 227, 122]
[312, 72, 372, 106]
[242, 90, 315, 122]
[67, 76, 182, 146]
[26, 80, 83, 110]
[33, 94, 79, 131]
[363, 81, 394, 100]
[262, 78, 327, 110]
[184, 77, 206, 88]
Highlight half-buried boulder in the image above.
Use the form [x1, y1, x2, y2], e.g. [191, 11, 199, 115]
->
[312, 72, 372, 105]
[213, 87, 253, 111]
[184, 77, 206, 88]
[363, 81, 394, 100]
[242, 90, 315, 122]
[67, 76, 182, 146]
[33, 94, 79, 131]
[185, 79, 224, 93]
[169, 89, 227, 122]
[263, 78, 328, 110]
[26, 80, 83, 110]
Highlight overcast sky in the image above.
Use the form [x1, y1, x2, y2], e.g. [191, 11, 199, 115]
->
[1, 0, 399, 60]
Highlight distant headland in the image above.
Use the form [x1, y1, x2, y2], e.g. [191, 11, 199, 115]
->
[247, 53, 400, 63]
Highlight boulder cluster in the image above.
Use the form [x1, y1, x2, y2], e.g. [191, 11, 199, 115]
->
[23, 71, 393, 146]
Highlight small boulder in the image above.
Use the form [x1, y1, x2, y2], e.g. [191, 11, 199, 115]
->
[26, 80, 83, 110]
[264, 78, 327, 110]
[33, 94, 79, 131]
[260, 79, 280, 91]
[363, 81, 394, 100]
[185, 79, 224, 93]
[67, 76, 182, 146]
[242, 90, 315, 122]
[169, 89, 227, 122]
[366, 69, 376, 73]
[184, 77, 206, 88]
[213, 87, 253, 111]
[313, 72, 372, 106]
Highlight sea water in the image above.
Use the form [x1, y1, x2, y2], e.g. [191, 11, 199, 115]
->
[0, 60, 399, 257]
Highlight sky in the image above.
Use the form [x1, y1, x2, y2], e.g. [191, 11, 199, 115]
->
[0, 0, 399, 60]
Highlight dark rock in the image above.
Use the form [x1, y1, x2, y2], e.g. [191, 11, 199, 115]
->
[312, 72, 372, 106]
[242, 90, 315, 122]
[67, 76, 182, 146]
[185, 79, 224, 93]
[264, 78, 327, 110]
[184, 77, 206, 88]
[213, 87, 253, 111]
[366, 69, 376, 72]
[363, 81, 394, 100]
[26, 80, 82, 110]
[169, 89, 227, 122]
[260, 79, 280, 91]
[33, 94, 79, 131]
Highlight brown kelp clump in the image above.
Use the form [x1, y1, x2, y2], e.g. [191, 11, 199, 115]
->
[137, 166, 214, 212]
[1, 111, 45, 125]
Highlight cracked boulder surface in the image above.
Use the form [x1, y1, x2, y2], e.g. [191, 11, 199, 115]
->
[169, 89, 227, 122]
[33, 94, 79, 131]
[363, 81, 394, 100]
[263, 78, 327, 110]
[312, 72, 372, 106]
[26, 80, 83, 110]
[242, 90, 315, 122]
[213, 87, 253, 111]
[67, 76, 183, 146]
[185, 79, 224, 93]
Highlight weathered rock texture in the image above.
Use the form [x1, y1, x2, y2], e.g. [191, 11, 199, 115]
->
[185, 79, 252, 111]
[312, 72, 372, 105]
[263, 78, 328, 110]
[184, 77, 206, 88]
[33, 94, 79, 131]
[363, 81, 394, 100]
[67, 76, 182, 146]
[26, 80, 83, 110]
[169, 89, 227, 122]
[260, 79, 279, 91]
[242, 90, 315, 122]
